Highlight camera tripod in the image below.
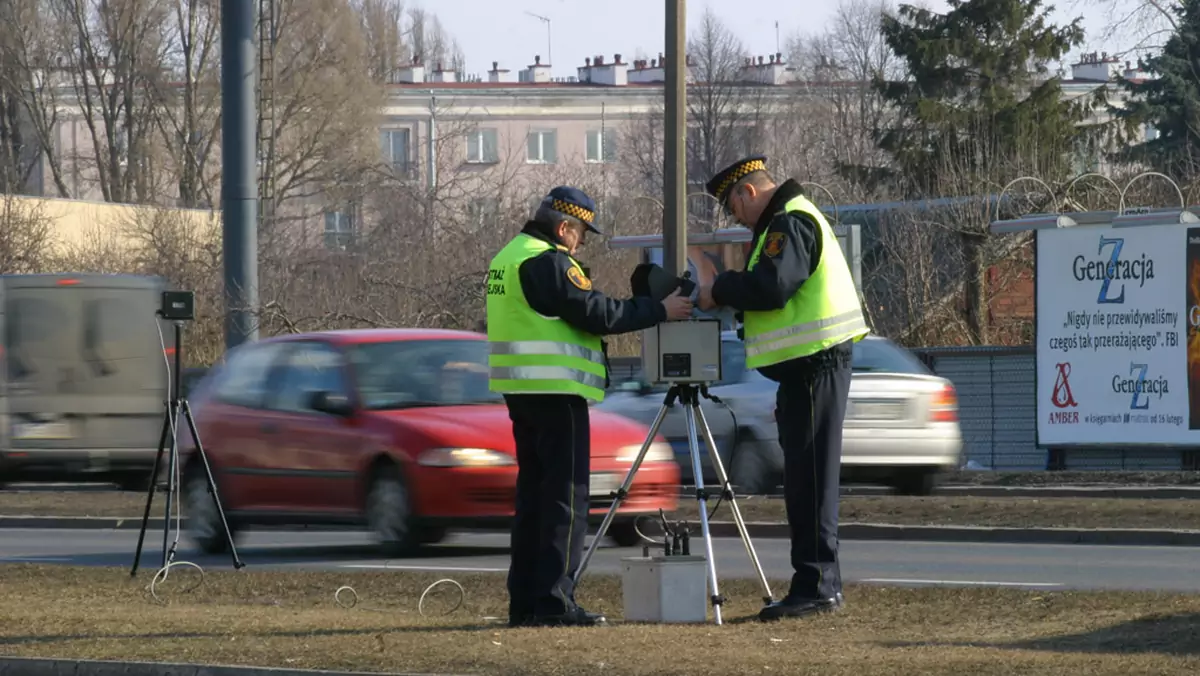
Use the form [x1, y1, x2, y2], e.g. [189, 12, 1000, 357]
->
[130, 316, 243, 576]
[573, 382, 775, 625]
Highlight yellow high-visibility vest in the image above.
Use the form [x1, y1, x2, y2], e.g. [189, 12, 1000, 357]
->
[742, 194, 869, 369]
[485, 233, 607, 402]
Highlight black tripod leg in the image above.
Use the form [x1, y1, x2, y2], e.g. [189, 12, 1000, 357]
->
[182, 400, 244, 569]
[131, 403, 172, 577]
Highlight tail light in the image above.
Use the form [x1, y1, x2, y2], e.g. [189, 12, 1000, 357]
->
[929, 384, 958, 423]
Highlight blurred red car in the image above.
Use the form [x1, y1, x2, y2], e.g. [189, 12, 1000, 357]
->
[177, 329, 680, 555]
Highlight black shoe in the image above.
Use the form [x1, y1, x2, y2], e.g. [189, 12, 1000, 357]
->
[508, 614, 534, 628]
[758, 592, 844, 622]
[528, 606, 607, 627]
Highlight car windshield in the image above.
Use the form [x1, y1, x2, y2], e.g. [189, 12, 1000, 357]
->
[852, 339, 931, 374]
[348, 339, 500, 410]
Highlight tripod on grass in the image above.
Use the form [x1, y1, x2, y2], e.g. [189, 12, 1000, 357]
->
[130, 313, 243, 576]
[573, 381, 774, 625]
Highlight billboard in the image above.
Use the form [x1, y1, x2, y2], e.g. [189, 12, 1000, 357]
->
[1036, 223, 1191, 445]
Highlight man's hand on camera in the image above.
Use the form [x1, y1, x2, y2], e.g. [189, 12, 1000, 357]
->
[697, 285, 716, 311]
[662, 288, 693, 320]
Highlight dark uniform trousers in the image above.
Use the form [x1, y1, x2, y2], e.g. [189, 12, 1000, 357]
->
[503, 393, 591, 619]
[774, 344, 853, 602]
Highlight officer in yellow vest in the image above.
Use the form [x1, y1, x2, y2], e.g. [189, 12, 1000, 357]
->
[487, 186, 693, 628]
[696, 157, 869, 622]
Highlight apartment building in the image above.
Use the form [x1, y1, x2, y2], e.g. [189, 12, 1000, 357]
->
[17, 49, 1150, 251]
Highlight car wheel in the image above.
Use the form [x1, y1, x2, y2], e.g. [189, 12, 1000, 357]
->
[729, 440, 776, 495]
[607, 520, 646, 548]
[365, 464, 420, 556]
[416, 526, 448, 545]
[114, 472, 152, 492]
[182, 466, 239, 554]
[892, 468, 936, 496]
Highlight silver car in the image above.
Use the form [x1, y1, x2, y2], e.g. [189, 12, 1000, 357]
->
[597, 332, 963, 495]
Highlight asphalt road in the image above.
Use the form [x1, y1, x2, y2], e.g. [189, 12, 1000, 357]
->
[3, 528, 1200, 593]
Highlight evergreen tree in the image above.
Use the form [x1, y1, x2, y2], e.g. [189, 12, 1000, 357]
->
[845, 0, 1096, 345]
[847, 0, 1093, 197]
[1110, 0, 1200, 181]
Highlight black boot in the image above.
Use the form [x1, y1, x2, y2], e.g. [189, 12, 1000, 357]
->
[529, 606, 607, 627]
[758, 592, 844, 622]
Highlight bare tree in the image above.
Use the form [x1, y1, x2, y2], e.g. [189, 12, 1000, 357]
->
[256, 0, 388, 253]
[49, 0, 172, 204]
[625, 7, 771, 204]
[0, 0, 75, 197]
[782, 0, 902, 198]
[1079, 0, 1178, 56]
[354, 0, 408, 82]
[0, 194, 54, 273]
[152, 0, 222, 208]
[406, 5, 463, 73]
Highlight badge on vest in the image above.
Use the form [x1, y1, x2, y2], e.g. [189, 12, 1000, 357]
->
[567, 266, 593, 291]
[764, 232, 786, 258]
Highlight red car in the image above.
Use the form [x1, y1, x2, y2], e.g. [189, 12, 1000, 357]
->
[177, 329, 680, 554]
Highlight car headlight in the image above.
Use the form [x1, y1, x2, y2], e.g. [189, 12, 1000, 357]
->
[417, 447, 516, 467]
[617, 442, 674, 464]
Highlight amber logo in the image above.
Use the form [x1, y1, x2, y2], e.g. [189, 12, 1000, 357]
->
[1051, 362, 1077, 409]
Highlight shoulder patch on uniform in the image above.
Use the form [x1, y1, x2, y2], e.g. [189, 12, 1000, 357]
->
[566, 266, 593, 291]
[763, 232, 787, 258]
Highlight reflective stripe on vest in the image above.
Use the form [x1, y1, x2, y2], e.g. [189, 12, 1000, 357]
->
[485, 234, 607, 402]
[742, 193, 869, 369]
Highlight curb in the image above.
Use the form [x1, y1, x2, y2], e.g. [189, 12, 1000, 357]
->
[0, 657, 457, 676]
[845, 485, 1200, 500]
[6, 515, 1199, 548]
[706, 521, 1200, 546]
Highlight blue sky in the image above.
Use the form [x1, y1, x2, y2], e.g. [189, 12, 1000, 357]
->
[430, 0, 1150, 80]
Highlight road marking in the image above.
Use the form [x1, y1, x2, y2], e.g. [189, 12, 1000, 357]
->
[859, 577, 1063, 588]
[340, 564, 507, 573]
[0, 556, 73, 562]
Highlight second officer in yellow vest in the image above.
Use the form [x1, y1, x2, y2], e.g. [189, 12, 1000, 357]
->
[487, 186, 693, 628]
[697, 157, 869, 622]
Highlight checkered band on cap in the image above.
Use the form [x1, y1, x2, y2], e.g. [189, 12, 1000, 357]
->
[715, 159, 767, 201]
[551, 198, 595, 224]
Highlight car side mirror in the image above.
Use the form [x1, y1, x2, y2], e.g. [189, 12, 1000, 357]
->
[309, 390, 354, 416]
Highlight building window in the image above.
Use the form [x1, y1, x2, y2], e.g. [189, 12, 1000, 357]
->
[324, 209, 355, 250]
[381, 129, 412, 174]
[467, 197, 501, 229]
[467, 128, 499, 164]
[526, 129, 557, 164]
[586, 130, 617, 163]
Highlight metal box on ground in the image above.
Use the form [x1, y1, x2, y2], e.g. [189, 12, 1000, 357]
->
[620, 555, 708, 623]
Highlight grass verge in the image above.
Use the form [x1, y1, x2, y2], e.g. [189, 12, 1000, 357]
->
[7, 491, 1200, 530]
[1, 564, 1198, 676]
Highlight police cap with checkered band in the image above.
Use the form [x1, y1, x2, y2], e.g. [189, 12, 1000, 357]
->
[705, 155, 769, 207]
[541, 186, 603, 235]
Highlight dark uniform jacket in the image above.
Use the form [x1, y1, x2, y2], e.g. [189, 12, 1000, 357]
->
[516, 223, 666, 336]
[710, 179, 853, 383]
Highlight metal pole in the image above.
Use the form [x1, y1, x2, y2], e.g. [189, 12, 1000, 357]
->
[221, 0, 259, 349]
[662, 0, 687, 279]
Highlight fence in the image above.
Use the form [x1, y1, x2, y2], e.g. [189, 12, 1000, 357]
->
[610, 345, 1199, 472]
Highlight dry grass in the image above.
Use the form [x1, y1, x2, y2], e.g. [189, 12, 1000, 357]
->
[0, 565, 1198, 675]
[8, 491, 1200, 530]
